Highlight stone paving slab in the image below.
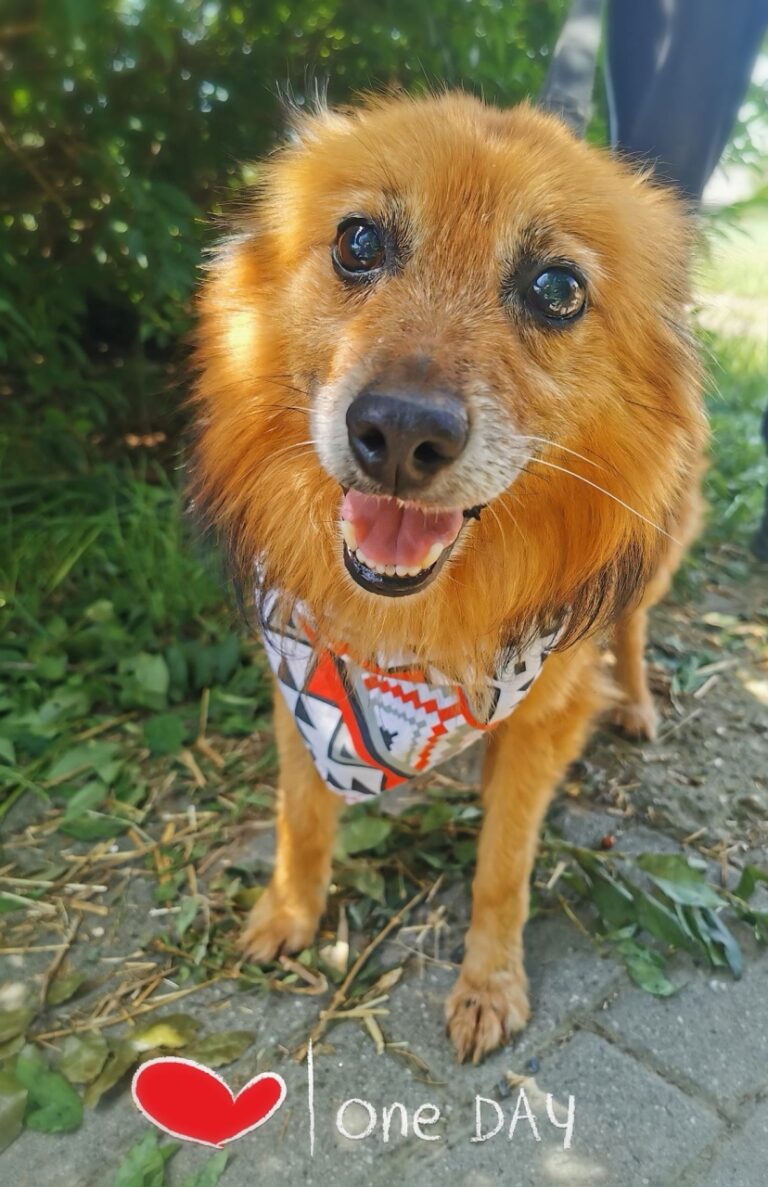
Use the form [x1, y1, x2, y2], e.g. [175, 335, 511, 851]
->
[520, 1030, 722, 1187]
[597, 939, 768, 1116]
[1, 916, 732, 1187]
[365, 913, 625, 1092]
[687, 1099, 768, 1187]
[2, 802, 766, 1187]
[288, 1028, 721, 1187]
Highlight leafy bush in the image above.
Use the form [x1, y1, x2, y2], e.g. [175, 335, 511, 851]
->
[0, 0, 565, 434]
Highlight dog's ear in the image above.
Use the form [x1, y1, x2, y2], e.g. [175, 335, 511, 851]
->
[275, 77, 353, 146]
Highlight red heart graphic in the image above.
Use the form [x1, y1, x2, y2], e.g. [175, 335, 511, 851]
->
[132, 1057, 287, 1147]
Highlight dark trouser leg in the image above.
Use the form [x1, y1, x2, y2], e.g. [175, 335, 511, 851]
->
[753, 403, 768, 562]
[607, 0, 768, 554]
[605, 0, 768, 202]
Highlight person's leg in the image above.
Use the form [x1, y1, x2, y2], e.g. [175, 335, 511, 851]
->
[607, 0, 768, 562]
[606, 0, 768, 202]
[753, 403, 768, 562]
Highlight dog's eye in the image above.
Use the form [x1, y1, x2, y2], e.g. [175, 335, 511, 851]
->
[526, 267, 586, 323]
[333, 218, 385, 278]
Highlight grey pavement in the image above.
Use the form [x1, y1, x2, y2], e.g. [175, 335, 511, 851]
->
[2, 803, 767, 1187]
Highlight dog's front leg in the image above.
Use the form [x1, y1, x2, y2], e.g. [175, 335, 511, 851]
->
[239, 687, 342, 962]
[445, 658, 600, 1063]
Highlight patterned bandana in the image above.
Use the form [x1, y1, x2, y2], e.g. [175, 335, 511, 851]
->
[259, 598, 559, 803]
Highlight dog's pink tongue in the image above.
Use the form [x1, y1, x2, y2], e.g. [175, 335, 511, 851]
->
[341, 490, 463, 568]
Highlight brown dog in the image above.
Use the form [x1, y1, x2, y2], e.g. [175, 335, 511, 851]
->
[191, 91, 706, 1063]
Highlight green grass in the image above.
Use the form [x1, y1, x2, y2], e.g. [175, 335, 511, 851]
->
[696, 207, 768, 300]
[0, 438, 272, 823]
[699, 330, 768, 546]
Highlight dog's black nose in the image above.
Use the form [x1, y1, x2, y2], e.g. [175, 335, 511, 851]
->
[346, 388, 469, 495]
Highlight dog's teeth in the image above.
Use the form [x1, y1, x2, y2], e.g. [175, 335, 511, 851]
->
[360, 554, 388, 575]
[341, 521, 357, 552]
[421, 542, 444, 569]
[354, 549, 441, 579]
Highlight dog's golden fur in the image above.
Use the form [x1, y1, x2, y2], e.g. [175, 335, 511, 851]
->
[191, 92, 706, 1062]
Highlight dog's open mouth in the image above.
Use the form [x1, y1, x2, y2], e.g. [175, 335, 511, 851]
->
[340, 489, 469, 597]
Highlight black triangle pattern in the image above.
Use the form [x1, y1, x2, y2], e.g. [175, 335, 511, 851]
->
[294, 695, 314, 726]
[278, 658, 297, 691]
[328, 718, 363, 765]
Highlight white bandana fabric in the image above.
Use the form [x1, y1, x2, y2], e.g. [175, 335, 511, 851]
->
[259, 598, 559, 804]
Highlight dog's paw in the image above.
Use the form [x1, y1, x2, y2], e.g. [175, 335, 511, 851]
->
[610, 698, 658, 741]
[444, 968, 530, 1064]
[238, 887, 320, 963]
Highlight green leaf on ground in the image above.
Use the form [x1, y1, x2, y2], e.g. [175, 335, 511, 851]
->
[693, 908, 744, 978]
[84, 1041, 137, 1107]
[734, 864, 768, 901]
[179, 1150, 230, 1187]
[15, 1047, 84, 1133]
[144, 713, 186, 756]
[62, 779, 109, 818]
[0, 1036, 26, 1062]
[0, 1008, 34, 1044]
[340, 866, 386, 905]
[35, 653, 68, 681]
[575, 855, 637, 929]
[616, 939, 677, 997]
[420, 801, 457, 831]
[46, 741, 120, 784]
[453, 838, 477, 864]
[183, 1030, 254, 1069]
[58, 811, 129, 840]
[635, 854, 724, 909]
[57, 1033, 110, 1085]
[113, 1131, 180, 1187]
[47, 970, 87, 1006]
[119, 654, 170, 711]
[129, 1013, 201, 1053]
[0, 1068, 27, 1153]
[632, 890, 701, 954]
[336, 814, 393, 857]
[233, 886, 263, 910]
[175, 895, 201, 940]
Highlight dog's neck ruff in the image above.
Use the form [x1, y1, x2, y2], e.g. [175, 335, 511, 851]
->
[259, 595, 559, 803]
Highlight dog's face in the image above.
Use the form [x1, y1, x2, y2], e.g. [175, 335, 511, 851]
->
[193, 93, 704, 675]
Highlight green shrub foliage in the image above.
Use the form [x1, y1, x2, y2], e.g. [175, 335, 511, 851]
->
[0, 0, 566, 431]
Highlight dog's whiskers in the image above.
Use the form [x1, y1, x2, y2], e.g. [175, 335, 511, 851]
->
[499, 499, 527, 544]
[485, 497, 526, 547]
[528, 457, 680, 543]
[263, 440, 320, 463]
[269, 403, 310, 415]
[509, 434, 612, 474]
